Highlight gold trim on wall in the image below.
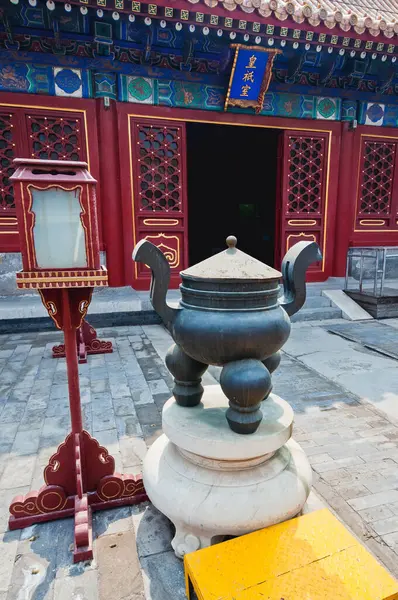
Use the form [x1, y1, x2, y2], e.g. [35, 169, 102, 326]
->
[143, 218, 180, 226]
[127, 112, 332, 133]
[286, 232, 317, 252]
[288, 219, 317, 226]
[144, 233, 180, 269]
[359, 219, 386, 226]
[128, 117, 138, 279]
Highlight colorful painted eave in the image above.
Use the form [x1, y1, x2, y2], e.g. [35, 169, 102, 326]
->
[55, 0, 398, 39]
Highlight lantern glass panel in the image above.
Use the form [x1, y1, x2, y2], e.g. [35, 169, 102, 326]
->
[31, 186, 88, 269]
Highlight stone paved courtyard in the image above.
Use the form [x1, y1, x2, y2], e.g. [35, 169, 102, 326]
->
[2, 320, 398, 597]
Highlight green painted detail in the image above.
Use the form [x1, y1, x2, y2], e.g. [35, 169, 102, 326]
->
[317, 97, 336, 119]
[128, 77, 152, 101]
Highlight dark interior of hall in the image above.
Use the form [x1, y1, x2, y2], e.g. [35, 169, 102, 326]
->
[186, 122, 279, 267]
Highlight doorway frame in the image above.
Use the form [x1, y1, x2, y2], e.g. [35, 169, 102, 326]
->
[186, 121, 280, 269]
[117, 103, 341, 286]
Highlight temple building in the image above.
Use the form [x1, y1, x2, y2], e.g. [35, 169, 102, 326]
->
[1, 0, 398, 288]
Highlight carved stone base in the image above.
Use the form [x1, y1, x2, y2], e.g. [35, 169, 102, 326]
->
[143, 386, 312, 559]
[52, 319, 113, 364]
[9, 431, 147, 562]
[144, 435, 312, 558]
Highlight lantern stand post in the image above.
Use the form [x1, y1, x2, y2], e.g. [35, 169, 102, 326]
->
[63, 288, 83, 433]
[8, 159, 147, 563]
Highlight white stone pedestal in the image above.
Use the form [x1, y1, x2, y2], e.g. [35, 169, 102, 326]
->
[143, 385, 312, 558]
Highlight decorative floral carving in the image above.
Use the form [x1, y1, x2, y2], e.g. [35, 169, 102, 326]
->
[28, 115, 82, 161]
[0, 113, 15, 211]
[359, 141, 395, 216]
[287, 136, 325, 214]
[135, 124, 183, 212]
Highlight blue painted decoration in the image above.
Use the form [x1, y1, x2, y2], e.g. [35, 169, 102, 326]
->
[0, 49, 395, 129]
[157, 79, 223, 111]
[0, 64, 30, 92]
[341, 99, 357, 122]
[383, 104, 398, 127]
[358, 101, 398, 127]
[94, 72, 117, 100]
[54, 68, 82, 94]
[225, 46, 281, 113]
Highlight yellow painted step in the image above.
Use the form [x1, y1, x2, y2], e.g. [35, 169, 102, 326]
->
[184, 509, 398, 600]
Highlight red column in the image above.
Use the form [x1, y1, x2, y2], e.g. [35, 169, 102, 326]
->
[333, 122, 355, 276]
[96, 99, 125, 287]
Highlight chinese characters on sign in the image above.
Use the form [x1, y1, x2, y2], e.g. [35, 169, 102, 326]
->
[241, 54, 256, 96]
[225, 46, 281, 113]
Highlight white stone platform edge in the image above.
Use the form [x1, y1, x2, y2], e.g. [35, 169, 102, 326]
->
[322, 289, 373, 321]
[162, 386, 294, 461]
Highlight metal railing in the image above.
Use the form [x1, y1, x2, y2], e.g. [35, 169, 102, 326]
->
[345, 247, 398, 297]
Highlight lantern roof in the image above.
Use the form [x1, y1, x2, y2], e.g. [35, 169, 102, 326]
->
[181, 236, 282, 281]
[10, 159, 97, 185]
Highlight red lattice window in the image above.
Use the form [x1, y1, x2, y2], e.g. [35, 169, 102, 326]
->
[28, 115, 83, 161]
[287, 136, 325, 213]
[359, 141, 396, 216]
[0, 113, 15, 212]
[136, 124, 182, 212]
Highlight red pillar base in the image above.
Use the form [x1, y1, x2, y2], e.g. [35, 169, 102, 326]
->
[52, 320, 113, 364]
[9, 431, 147, 562]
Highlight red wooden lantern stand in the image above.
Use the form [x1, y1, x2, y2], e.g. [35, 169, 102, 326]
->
[8, 159, 147, 562]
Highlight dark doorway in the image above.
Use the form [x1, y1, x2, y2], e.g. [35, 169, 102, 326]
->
[186, 123, 279, 267]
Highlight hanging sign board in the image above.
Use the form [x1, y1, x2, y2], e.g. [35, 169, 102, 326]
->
[224, 45, 281, 114]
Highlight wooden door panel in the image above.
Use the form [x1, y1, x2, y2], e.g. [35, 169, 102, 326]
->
[279, 130, 328, 277]
[23, 110, 87, 162]
[130, 118, 188, 288]
[355, 136, 398, 232]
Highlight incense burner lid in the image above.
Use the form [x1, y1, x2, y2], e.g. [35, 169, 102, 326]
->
[179, 236, 282, 310]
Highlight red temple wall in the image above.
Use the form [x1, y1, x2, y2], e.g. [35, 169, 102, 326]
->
[0, 91, 397, 287]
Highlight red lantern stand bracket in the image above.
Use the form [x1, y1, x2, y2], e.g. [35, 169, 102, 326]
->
[9, 287, 147, 562]
[52, 318, 113, 364]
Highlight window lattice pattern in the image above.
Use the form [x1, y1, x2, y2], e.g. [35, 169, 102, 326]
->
[0, 114, 15, 211]
[28, 115, 82, 161]
[359, 141, 396, 215]
[136, 124, 182, 212]
[287, 136, 325, 213]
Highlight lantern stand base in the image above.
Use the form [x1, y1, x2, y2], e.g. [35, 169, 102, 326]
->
[9, 430, 147, 562]
[9, 287, 147, 563]
[143, 386, 312, 559]
[52, 319, 113, 364]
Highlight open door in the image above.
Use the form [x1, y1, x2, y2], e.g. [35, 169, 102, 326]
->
[277, 130, 328, 280]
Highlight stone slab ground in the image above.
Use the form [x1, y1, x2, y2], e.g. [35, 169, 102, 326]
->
[1, 319, 398, 597]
